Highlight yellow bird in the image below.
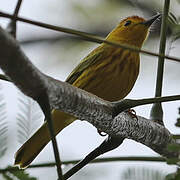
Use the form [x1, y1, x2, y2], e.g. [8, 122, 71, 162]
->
[14, 14, 160, 168]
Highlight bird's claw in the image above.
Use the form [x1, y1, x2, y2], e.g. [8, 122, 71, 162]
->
[126, 109, 138, 120]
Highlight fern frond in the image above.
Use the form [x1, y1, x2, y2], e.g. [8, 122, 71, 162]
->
[17, 91, 44, 144]
[0, 83, 7, 158]
[0, 121, 7, 158]
[2, 172, 13, 180]
[121, 166, 166, 180]
[2, 167, 37, 180]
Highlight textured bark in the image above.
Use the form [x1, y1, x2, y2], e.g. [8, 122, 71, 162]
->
[0, 26, 177, 158]
[111, 112, 175, 158]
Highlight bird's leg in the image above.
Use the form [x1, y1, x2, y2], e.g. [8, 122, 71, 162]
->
[126, 109, 138, 120]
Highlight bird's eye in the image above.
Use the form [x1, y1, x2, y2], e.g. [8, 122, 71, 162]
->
[124, 20, 131, 26]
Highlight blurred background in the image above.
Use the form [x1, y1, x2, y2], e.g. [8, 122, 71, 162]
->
[0, 0, 180, 179]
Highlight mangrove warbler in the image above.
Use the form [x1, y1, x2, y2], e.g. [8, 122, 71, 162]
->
[14, 14, 160, 168]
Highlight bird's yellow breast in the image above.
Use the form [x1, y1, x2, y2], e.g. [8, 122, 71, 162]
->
[73, 48, 140, 102]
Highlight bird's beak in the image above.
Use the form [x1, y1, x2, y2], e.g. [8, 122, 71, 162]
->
[141, 14, 161, 26]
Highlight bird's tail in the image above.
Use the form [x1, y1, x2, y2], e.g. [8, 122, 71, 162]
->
[14, 110, 75, 169]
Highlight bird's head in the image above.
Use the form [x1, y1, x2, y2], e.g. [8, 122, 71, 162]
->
[106, 14, 160, 48]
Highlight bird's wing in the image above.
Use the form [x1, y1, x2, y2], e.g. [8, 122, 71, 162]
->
[66, 46, 104, 84]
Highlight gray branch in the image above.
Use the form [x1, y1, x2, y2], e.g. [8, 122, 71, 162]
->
[0, 26, 177, 159]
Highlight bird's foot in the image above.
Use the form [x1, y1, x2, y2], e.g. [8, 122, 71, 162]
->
[126, 109, 138, 120]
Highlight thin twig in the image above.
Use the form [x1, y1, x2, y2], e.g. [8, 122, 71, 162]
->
[7, 0, 23, 38]
[114, 94, 180, 113]
[150, 0, 170, 124]
[36, 92, 64, 180]
[0, 11, 180, 63]
[64, 136, 124, 179]
[0, 156, 165, 173]
[13, 0, 23, 16]
[156, 0, 170, 98]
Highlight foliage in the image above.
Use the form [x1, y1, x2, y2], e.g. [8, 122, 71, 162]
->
[0, 83, 7, 158]
[17, 91, 43, 144]
[121, 167, 166, 180]
[2, 166, 37, 180]
[165, 111, 180, 179]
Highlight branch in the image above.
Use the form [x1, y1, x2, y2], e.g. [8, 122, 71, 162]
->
[0, 11, 180, 63]
[0, 25, 177, 163]
[111, 113, 175, 158]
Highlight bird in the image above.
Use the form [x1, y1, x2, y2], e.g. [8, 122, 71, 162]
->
[14, 14, 160, 168]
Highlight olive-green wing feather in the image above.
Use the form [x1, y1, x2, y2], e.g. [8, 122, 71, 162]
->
[66, 46, 104, 85]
